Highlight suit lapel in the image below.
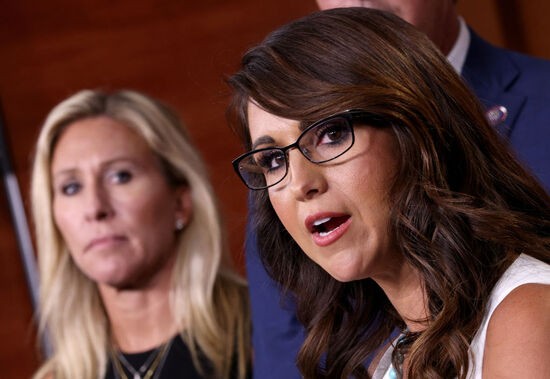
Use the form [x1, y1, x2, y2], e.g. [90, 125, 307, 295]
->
[461, 29, 526, 137]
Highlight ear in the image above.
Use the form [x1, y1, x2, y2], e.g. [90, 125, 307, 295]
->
[174, 185, 193, 228]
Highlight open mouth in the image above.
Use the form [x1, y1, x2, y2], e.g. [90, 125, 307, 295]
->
[311, 215, 350, 236]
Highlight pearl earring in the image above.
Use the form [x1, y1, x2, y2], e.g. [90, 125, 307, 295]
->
[175, 219, 185, 231]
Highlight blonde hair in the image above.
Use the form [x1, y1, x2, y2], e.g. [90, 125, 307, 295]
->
[32, 90, 251, 379]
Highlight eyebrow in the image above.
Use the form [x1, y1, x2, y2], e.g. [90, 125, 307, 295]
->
[52, 157, 139, 179]
[298, 120, 310, 131]
[251, 135, 276, 151]
[250, 119, 313, 151]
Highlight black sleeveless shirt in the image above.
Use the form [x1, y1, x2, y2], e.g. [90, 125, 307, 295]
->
[104, 334, 243, 379]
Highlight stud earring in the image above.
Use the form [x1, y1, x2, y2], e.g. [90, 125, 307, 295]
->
[175, 219, 185, 231]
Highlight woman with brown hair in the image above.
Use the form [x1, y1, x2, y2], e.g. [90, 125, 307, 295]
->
[228, 7, 550, 379]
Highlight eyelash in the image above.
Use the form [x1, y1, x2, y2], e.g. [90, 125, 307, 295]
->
[110, 170, 132, 183]
[61, 182, 81, 196]
[57, 169, 134, 196]
[257, 151, 285, 171]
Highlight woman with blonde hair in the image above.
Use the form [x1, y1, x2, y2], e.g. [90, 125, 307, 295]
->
[31, 89, 251, 379]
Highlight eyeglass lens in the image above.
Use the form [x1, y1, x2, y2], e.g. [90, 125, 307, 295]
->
[236, 114, 355, 189]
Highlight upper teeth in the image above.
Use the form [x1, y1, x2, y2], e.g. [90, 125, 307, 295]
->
[313, 217, 331, 226]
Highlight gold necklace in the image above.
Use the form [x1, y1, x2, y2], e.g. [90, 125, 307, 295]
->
[111, 340, 171, 379]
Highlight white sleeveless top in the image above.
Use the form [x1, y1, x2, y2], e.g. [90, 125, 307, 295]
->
[373, 254, 550, 379]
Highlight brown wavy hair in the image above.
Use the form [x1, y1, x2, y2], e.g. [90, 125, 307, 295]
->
[227, 8, 550, 379]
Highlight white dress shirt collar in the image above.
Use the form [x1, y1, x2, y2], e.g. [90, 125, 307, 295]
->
[447, 17, 470, 74]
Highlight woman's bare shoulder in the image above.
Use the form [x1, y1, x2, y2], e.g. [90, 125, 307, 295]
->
[483, 283, 550, 378]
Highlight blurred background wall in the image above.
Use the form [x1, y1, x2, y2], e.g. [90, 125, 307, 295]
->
[1, 1, 548, 377]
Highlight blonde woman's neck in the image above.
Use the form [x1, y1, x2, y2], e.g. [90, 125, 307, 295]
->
[98, 270, 180, 353]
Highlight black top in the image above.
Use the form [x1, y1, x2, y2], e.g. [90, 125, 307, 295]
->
[105, 335, 224, 379]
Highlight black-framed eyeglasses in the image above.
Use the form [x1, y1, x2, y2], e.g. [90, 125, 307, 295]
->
[232, 109, 371, 190]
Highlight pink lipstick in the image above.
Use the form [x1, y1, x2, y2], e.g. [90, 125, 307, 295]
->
[306, 214, 351, 247]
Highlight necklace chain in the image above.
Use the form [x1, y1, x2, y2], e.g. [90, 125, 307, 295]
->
[118, 345, 161, 379]
[111, 339, 173, 379]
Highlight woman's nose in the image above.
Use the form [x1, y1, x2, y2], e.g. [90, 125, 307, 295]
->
[285, 149, 327, 201]
[84, 184, 114, 221]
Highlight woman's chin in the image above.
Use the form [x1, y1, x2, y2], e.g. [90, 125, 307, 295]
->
[83, 264, 138, 290]
[325, 264, 365, 283]
[318, 253, 368, 283]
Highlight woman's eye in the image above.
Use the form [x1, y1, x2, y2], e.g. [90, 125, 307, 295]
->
[110, 170, 133, 184]
[256, 150, 285, 172]
[317, 121, 349, 145]
[61, 182, 81, 196]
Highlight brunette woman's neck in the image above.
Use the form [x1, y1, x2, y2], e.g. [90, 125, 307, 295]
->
[375, 264, 429, 333]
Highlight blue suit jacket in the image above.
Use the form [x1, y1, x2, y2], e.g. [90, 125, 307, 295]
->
[246, 30, 550, 379]
[462, 30, 550, 189]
